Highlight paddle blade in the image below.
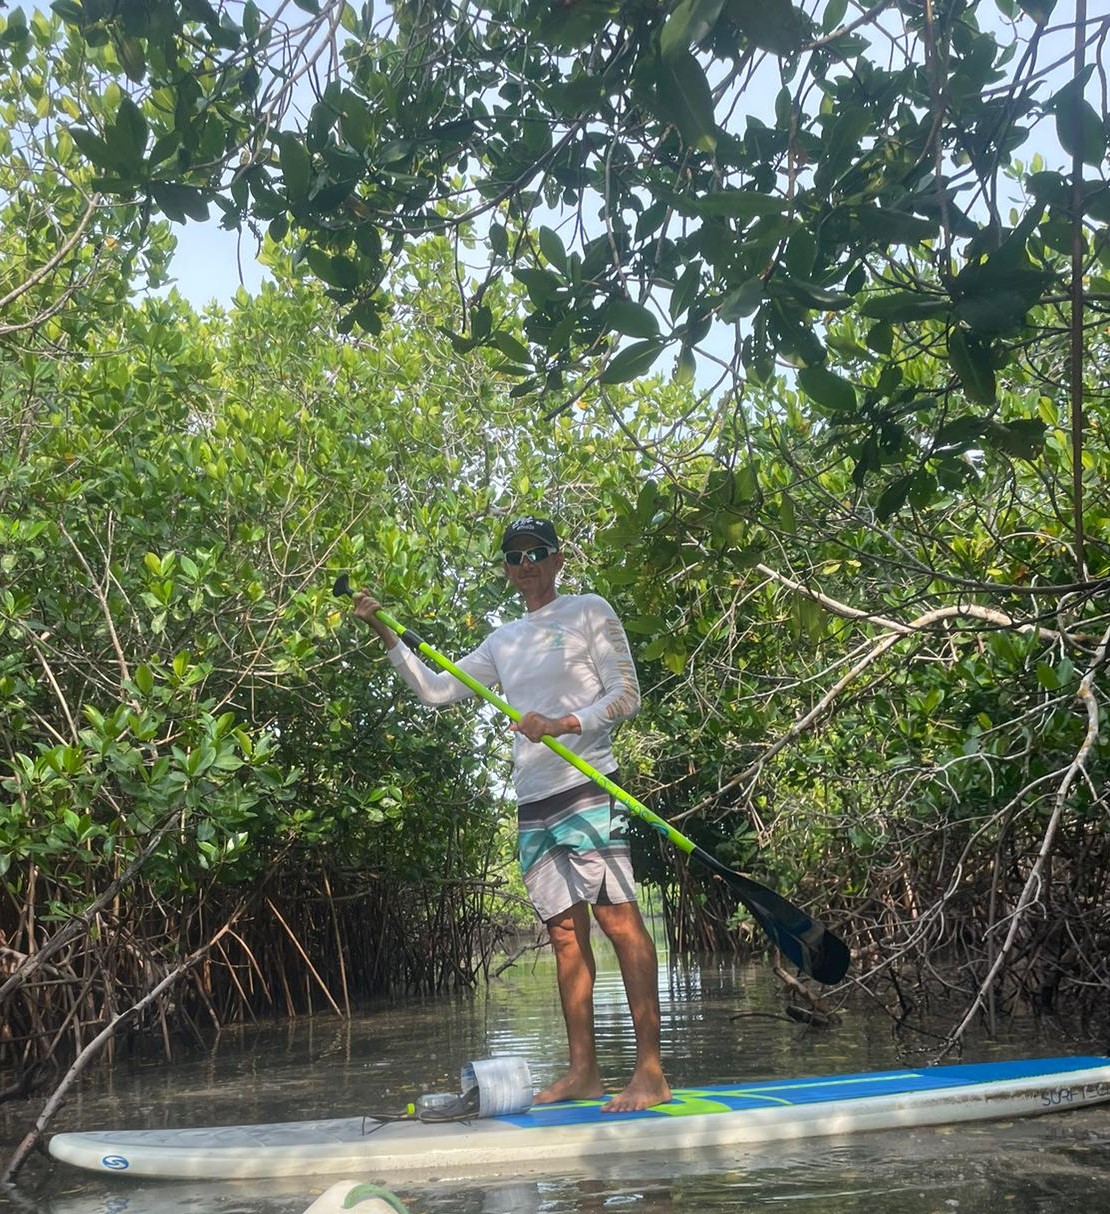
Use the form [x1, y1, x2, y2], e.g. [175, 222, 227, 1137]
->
[692, 846, 850, 984]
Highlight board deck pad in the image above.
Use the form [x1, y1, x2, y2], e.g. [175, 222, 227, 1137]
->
[47, 1055, 1110, 1181]
[499, 1056, 1105, 1126]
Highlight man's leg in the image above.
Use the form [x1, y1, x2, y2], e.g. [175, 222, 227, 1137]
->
[533, 901, 605, 1104]
[592, 900, 671, 1113]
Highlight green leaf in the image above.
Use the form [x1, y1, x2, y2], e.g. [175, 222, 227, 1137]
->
[984, 418, 1047, 460]
[797, 365, 857, 413]
[655, 50, 717, 153]
[674, 345, 696, 385]
[69, 126, 114, 169]
[349, 301, 382, 335]
[735, 461, 759, 501]
[149, 130, 180, 167]
[636, 480, 659, 523]
[513, 267, 561, 305]
[489, 223, 509, 258]
[180, 0, 220, 26]
[1055, 98, 1107, 167]
[860, 292, 951, 321]
[276, 132, 312, 201]
[641, 636, 667, 662]
[1044, 66, 1094, 116]
[117, 36, 146, 83]
[1035, 661, 1060, 690]
[304, 249, 360, 289]
[814, 107, 869, 191]
[669, 261, 703, 320]
[339, 91, 373, 147]
[953, 261, 1055, 335]
[1, 6, 29, 43]
[1082, 184, 1110, 222]
[727, 0, 805, 54]
[1026, 171, 1070, 206]
[865, 322, 894, 355]
[852, 206, 939, 246]
[600, 340, 665, 384]
[851, 435, 880, 487]
[777, 278, 853, 311]
[544, 75, 608, 118]
[876, 474, 913, 522]
[607, 300, 660, 339]
[107, 95, 148, 170]
[492, 331, 532, 363]
[948, 328, 996, 405]
[934, 416, 988, 451]
[1016, 0, 1056, 19]
[662, 649, 687, 675]
[908, 468, 937, 510]
[538, 225, 568, 271]
[696, 190, 786, 219]
[719, 278, 763, 322]
[50, 0, 84, 22]
[660, 0, 727, 57]
[150, 182, 210, 222]
[822, 0, 848, 31]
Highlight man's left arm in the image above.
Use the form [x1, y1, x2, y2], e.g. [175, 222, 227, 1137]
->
[572, 596, 641, 736]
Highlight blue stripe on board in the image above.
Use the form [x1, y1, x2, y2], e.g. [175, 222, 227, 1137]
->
[497, 1056, 1110, 1128]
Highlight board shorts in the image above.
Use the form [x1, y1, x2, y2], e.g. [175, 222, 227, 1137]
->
[517, 773, 637, 924]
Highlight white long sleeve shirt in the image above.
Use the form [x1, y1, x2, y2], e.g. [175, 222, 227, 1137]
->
[386, 593, 640, 804]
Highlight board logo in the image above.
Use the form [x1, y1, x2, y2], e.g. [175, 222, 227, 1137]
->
[101, 1154, 130, 1170]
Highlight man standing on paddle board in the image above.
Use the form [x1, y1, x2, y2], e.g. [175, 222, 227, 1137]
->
[352, 516, 671, 1114]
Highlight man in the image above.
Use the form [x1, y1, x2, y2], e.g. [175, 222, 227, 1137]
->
[352, 516, 671, 1113]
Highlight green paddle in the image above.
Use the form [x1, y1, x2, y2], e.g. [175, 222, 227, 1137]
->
[334, 574, 850, 985]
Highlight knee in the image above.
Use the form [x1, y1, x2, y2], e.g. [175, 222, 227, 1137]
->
[546, 909, 586, 954]
[594, 903, 648, 947]
[547, 921, 575, 951]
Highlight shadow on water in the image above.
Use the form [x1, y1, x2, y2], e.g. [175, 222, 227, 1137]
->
[3, 942, 1110, 1214]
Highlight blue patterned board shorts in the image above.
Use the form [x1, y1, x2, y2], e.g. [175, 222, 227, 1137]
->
[517, 772, 637, 923]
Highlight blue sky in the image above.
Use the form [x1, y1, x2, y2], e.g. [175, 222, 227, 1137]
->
[165, 219, 269, 309]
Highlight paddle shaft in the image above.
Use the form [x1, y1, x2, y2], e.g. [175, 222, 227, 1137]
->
[373, 606, 702, 861]
[371, 608, 831, 929]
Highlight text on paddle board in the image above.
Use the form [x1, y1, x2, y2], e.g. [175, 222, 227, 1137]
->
[1040, 1082, 1110, 1107]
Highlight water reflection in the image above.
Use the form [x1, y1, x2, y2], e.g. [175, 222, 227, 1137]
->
[3, 941, 1109, 1214]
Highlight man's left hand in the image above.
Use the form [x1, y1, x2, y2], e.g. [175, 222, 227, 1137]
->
[511, 712, 581, 743]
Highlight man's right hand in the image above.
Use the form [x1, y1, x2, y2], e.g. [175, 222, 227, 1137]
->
[351, 589, 399, 648]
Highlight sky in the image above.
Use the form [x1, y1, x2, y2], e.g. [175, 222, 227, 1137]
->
[163, 211, 269, 309]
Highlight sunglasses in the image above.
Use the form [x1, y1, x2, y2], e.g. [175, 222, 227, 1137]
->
[503, 545, 558, 566]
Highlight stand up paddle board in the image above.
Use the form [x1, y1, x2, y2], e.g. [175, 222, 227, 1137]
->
[48, 1055, 1110, 1181]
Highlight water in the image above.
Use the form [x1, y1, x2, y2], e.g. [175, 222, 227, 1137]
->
[3, 942, 1109, 1214]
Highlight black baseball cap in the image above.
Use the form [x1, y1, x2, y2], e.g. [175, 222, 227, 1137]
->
[500, 516, 559, 552]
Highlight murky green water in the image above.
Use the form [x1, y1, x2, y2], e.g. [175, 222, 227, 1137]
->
[3, 941, 1109, 1214]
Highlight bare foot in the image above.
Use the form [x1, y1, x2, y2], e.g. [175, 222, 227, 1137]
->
[533, 1069, 604, 1105]
[600, 1065, 672, 1113]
